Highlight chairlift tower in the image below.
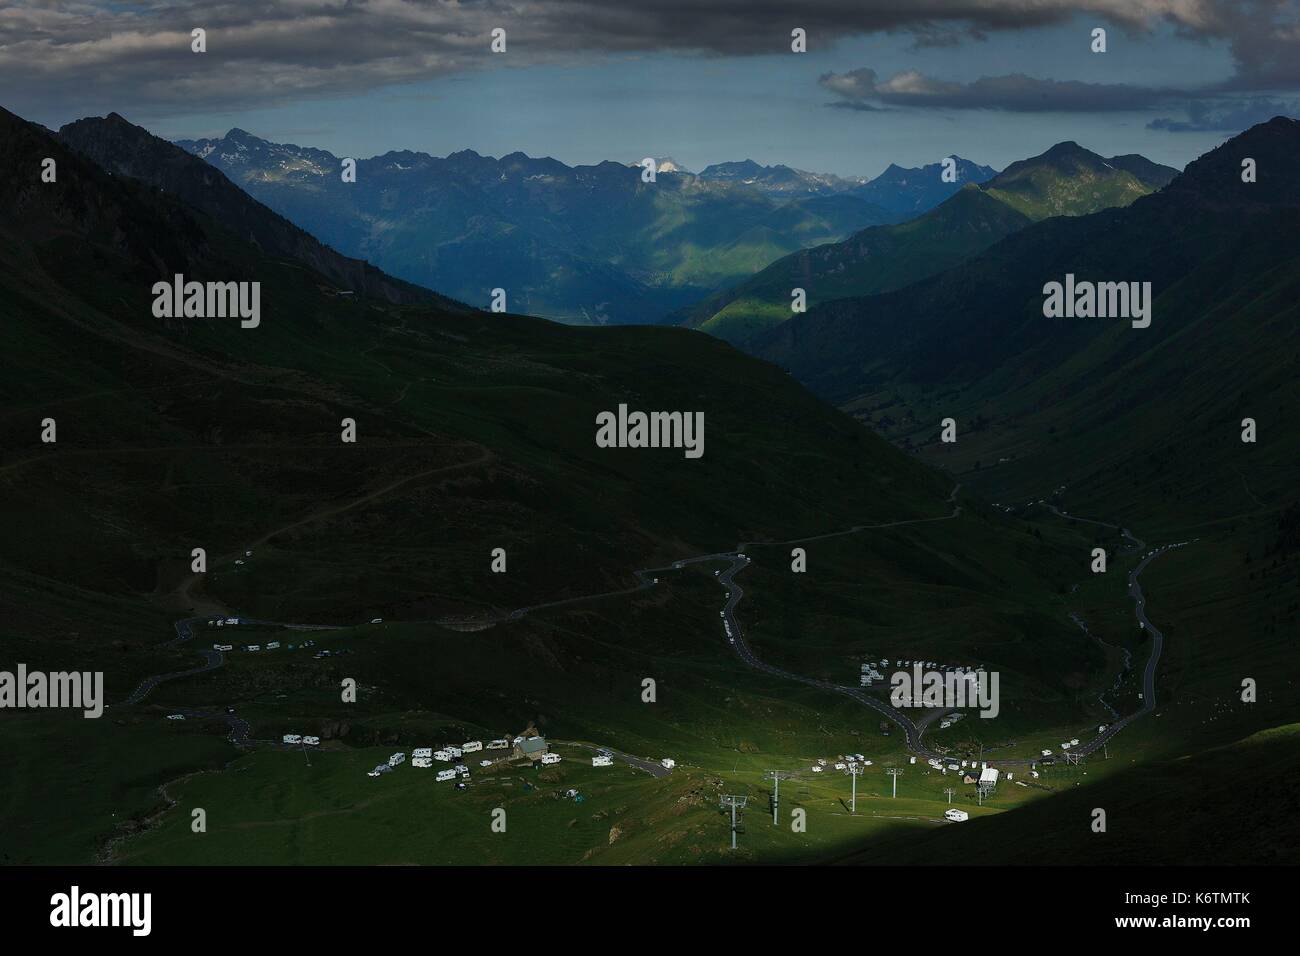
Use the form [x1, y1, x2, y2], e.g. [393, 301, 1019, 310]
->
[886, 767, 903, 799]
[720, 794, 748, 850]
[764, 770, 794, 825]
[847, 764, 863, 813]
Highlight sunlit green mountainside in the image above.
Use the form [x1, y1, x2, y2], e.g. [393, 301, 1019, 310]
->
[2, 105, 1146, 866]
[677, 143, 1176, 345]
[755, 117, 1300, 534]
[981, 141, 1176, 220]
[164, 127, 908, 325]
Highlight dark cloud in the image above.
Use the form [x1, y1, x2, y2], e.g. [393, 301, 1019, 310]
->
[1147, 96, 1300, 131]
[819, 69, 1181, 112]
[0, 0, 1292, 118]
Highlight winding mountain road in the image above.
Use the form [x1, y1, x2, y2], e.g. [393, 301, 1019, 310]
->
[124, 483, 1176, 770]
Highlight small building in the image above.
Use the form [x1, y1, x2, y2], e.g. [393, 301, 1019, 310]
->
[979, 767, 1000, 787]
[513, 736, 549, 760]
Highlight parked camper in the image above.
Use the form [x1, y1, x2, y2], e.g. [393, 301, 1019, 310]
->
[480, 759, 493, 767]
[462, 740, 483, 753]
[302, 736, 320, 746]
[811, 765, 823, 773]
[540, 753, 561, 765]
[225, 617, 239, 625]
[412, 757, 433, 768]
[436, 769, 457, 782]
[282, 734, 302, 745]
[1070, 738, 1080, 746]
[412, 748, 433, 759]
[266, 641, 280, 650]
[486, 739, 509, 750]
[246, 645, 261, 652]
[388, 752, 406, 767]
[213, 644, 233, 651]
[944, 808, 970, 822]
[433, 749, 453, 761]
[592, 756, 613, 767]
[661, 758, 676, 769]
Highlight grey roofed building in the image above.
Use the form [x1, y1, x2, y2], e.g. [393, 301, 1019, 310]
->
[513, 736, 549, 759]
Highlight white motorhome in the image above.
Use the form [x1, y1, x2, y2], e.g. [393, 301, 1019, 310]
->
[486, 739, 509, 750]
[214, 644, 233, 651]
[436, 769, 457, 782]
[540, 753, 561, 765]
[592, 756, 613, 767]
[282, 734, 302, 744]
[411, 757, 432, 768]
[412, 748, 433, 759]
[433, 749, 453, 761]
[661, 758, 675, 769]
[944, 808, 970, 822]
[388, 752, 406, 767]
[462, 740, 483, 753]
[266, 641, 281, 650]
[302, 736, 320, 746]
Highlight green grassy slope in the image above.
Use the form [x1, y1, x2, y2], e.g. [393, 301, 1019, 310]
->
[679, 142, 1172, 345]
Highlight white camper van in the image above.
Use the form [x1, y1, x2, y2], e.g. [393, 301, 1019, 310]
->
[388, 752, 406, 767]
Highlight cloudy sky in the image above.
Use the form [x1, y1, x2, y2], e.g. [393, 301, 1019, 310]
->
[3, 0, 1298, 176]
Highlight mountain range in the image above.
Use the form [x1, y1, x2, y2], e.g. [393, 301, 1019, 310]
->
[169, 128, 941, 325]
[676, 142, 1178, 343]
[756, 117, 1299, 531]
